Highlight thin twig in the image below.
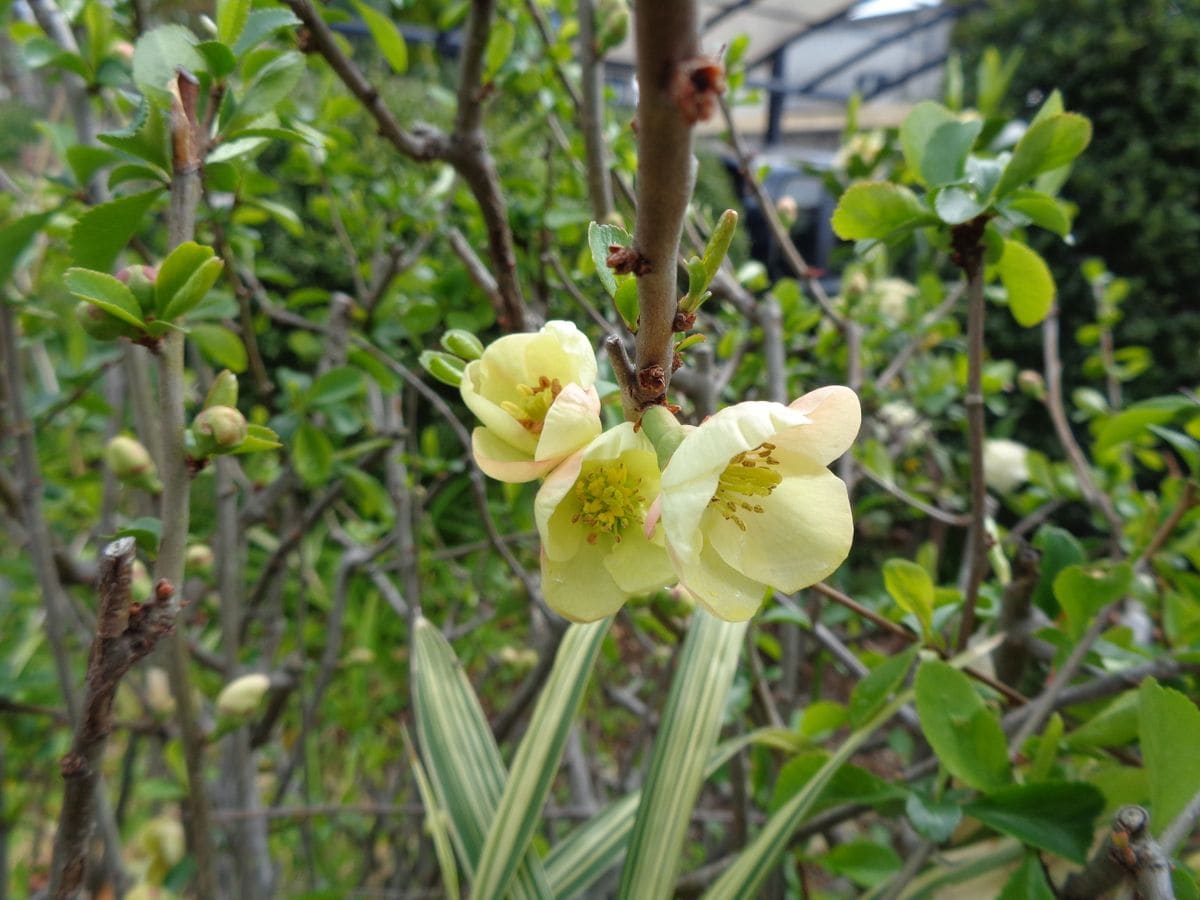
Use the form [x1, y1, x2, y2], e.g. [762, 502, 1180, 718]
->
[1063, 806, 1174, 900]
[577, 0, 613, 221]
[855, 463, 970, 527]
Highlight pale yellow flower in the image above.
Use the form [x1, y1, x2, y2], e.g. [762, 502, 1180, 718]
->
[535, 423, 673, 622]
[657, 386, 860, 620]
[461, 321, 602, 482]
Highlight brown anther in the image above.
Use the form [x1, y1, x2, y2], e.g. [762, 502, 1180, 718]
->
[670, 54, 727, 125]
[607, 245, 652, 276]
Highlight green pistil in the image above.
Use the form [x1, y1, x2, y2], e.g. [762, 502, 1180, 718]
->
[572, 460, 644, 544]
[709, 441, 782, 531]
[500, 375, 562, 434]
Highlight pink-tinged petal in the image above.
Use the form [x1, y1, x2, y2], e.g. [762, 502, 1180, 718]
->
[643, 494, 662, 540]
[542, 544, 627, 622]
[709, 452, 853, 592]
[472, 427, 559, 483]
[778, 385, 862, 466]
[605, 534, 674, 595]
[460, 360, 538, 454]
[534, 384, 602, 462]
[670, 541, 769, 621]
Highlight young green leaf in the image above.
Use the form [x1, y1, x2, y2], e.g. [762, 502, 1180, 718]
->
[1053, 562, 1132, 640]
[292, 422, 335, 487]
[1139, 678, 1200, 833]
[921, 118, 983, 187]
[915, 660, 1010, 792]
[190, 323, 248, 372]
[160, 256, 223, 321]
[0, 211, 55, 287]
[155, 242, 216, 317]
[484, 18, 514, 79]
[233, 8, 302, 56]
[63, 269, 147, 329]
[352, 0, 408, 74]
[1003, 188, 1072, 237]
[132, 25, 204, 100]
[235, 51, 305, 122]
[307, 366, 366, 408]
[964, 782, 1104, 863]
[831, 182, 935, 241]
[587, 221, 631, 298]
[99, 100, 172, 171]
[848, 645, 917, 728]
[998, 851, 1058, 900]
[882, 559, 935, 642]
[899, 101, 956, 178]
[216, 0, 251, 47]
[994, 113, 1092, 200]
[997, 238, 1055, 327]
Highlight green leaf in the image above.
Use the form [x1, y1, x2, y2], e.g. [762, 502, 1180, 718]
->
[617, 612, 747, 899]
[849, 646, 917, 728]
[1094, 396, 1192, 453]
[934, 185, 988, 225]
[899, 101, 956, 178]
[613, 278, 639, 333]
[114, 516, 162, 556]
[108, 163, 169, 190]
[155, 242, 215, 317]
[1063, 692, 1139, 752]
[216, 0, 250, 46]
[964, 782, 1104, 863]
[161, 257, 224, 321]
[484, 18, 514, 79]
[1003, 188, 1072, 237]
[997, 239, 1055, 327]
[235, 51, 304, 122]
[1053, 563, 1132, 640]
[818, 840, 901, 888]
[998, 851, 1057, 900]
[587, 221, 629, 298]
[196, 40, 237, 80]
[189, 323, 247, 372]
[307, 366, 366, 408]
[994, 113, 1092, 199]
[915, 660, 1010, 792]
[1029, 713, 1065, 782]
[905, 792, 962, 843]
[883, 559, 935, 641]
[352, 0, 408, 74]
[411, 617, 553, 898]
[402, 726, 460, 899]
[63, 269, 147, 329]
[1032, 525, 1085, 615]
[132, 25, 204, 100]
[701, 209, 738, 283]
[770, 753, 904, 816]
[233, 8, 301, 56]
[0, 211, 55, 287]
[99, 101, 171, 171]
[70, 189, 162, 272]
[292, 421, 334, 487]
[831, 182, 935, 241]
[65, 145, 122, 185]
[471, 619, 611, 900]
[232, 423, 282, 454]
[921, 118, 983, 187]
[1139, 678, 1200, 833]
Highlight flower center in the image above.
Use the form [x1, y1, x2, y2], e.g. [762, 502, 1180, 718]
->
[500, 376, 562, 434]
[572, 460, 644, 544]
[709, 442, 782, 531]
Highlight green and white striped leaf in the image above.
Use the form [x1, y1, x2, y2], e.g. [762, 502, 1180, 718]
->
[703, 637, 1005, 899]
[616, 611, 748, 899]
[471, 618, 612, 900]
[545, 730, 772, 899]
[401, 724, 459, 899]
[410, 616, 552, 898]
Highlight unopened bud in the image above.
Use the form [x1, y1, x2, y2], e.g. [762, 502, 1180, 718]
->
[105, 435, 162, 493]
[186, 543, 214, 577]
[420, 350, 466, 388]
[204, 369, 239, 409]
[192, 405, 248, 455]
[117, 265, 157, 315]
[1018, 370, 1045, 399]
[439, 329, 484, 361]
[216, 672, 271, 717]
[76, 302, 141, 341]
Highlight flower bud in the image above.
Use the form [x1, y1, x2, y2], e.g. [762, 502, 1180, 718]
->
[105, 435, 162, 494]
[204, 369, 238, 409]
[191, 405, 248, 455]
[439, 328, 484, 361]
[216, 672, 271, 718]
[186, 544, 214, 578]
[117, 265, 157, 316]
[76, 301, 141, 341]
[983, 438, 1030, 494]
[1017, 369, 1045, 400]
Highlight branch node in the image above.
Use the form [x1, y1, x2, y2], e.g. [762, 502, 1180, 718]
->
[669, 53, 726, 125]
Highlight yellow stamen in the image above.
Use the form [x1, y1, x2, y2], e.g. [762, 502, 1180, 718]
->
[709, 441, 782, 530]
[571, 459, 644, 544]
[500, 375, 563, 433]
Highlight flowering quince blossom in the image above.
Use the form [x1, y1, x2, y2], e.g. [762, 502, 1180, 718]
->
[535, 423, 674, 622]
[460, 321, 602, 482]
[655, 386, 861, 621]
